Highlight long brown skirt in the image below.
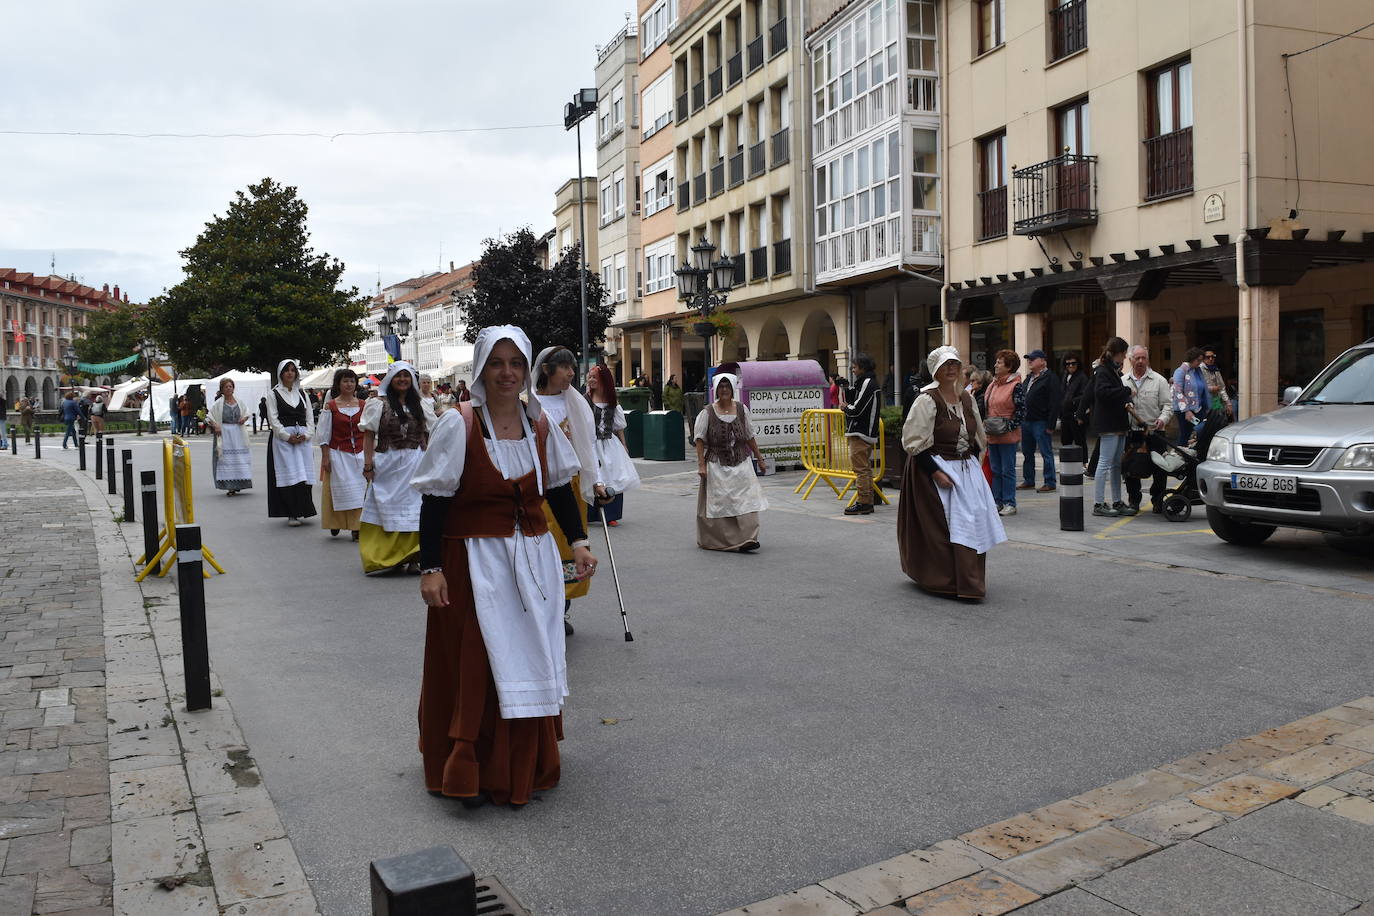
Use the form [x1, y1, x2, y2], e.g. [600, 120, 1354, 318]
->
[696, 481, 760, 551]
[896, 455, 987, 599]
[417, 537, 563, 805]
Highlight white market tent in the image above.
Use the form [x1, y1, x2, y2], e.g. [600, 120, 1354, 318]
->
[107, 377, 151, 410]
[434, 345, 475, 383]
[137, 379, 214, 424]
[299, 365, 348, 390]
[211, 370, 272, 412]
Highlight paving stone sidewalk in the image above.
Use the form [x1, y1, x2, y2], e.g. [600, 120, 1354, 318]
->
[721, 698, 1374, 915]
[1, 455, 320, 915]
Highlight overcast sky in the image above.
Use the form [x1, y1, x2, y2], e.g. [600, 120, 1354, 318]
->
[1, 1, 634, 303]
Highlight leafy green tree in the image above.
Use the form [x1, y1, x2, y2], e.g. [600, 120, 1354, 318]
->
[457, 228, 612, 358]
[147, 178, 369, 373]
[75, 299, 151, 365]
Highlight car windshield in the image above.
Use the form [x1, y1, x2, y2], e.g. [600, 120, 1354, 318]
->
[1298, 348, 1374, 404]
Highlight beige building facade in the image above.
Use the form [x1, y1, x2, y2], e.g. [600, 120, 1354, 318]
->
[595, 19, 643, 378]
[942, 0, 1374, 418]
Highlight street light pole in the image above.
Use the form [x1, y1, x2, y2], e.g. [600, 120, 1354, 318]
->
[674, 238, 738, 391]
[565, 88, 598, 377]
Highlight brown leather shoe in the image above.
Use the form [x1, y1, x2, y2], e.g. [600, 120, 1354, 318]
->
[1037, 484, 1057, 493]
[1016, 482, 1035, 490]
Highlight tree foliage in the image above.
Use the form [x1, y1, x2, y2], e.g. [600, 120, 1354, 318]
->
[75, 300, 151, 365]
[146, 178, 369, 373]
[457, 228, 613, 358]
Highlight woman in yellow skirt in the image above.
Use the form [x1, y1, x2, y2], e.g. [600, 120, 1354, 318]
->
[316, 369, 365, 541]
[359, 362, 428, 573]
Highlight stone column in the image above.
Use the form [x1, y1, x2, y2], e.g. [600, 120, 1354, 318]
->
[1238, 285, 1280, 419]
[1012, 312, 1046, 360]
[1114, 300, 1150, 353]
[664, 326, 684, 388]
[948, 320, 972, 362]
[639, 329, 656, 381]
[619, 334, 635, 386]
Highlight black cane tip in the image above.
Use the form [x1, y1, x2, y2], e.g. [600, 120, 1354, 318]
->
[624, 632, 634, 642]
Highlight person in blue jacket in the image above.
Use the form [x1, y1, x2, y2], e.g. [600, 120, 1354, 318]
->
[60, 391, 83, 449]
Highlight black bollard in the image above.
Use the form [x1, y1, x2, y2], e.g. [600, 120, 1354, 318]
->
[95, 431, 103, 479]
[140, 470, 159, 567]
[251, 413, 258, 435]
[1059, 444, 1085, 531]
[175, 524, 212, 711]
[370, 846, 476, 916]
[122, 449, 135, 523]
[78, 435, 87, 471]
[33, 428, 40, 459]
[106, 438, 117, 495]
[11, 433, 17, 455]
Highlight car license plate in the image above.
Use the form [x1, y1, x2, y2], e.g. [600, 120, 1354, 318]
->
[1230, 473, 1298, 493]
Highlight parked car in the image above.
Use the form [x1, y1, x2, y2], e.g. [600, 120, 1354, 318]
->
[1198, 341, 1374, 545]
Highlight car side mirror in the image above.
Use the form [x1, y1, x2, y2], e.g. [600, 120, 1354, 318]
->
[1281, 386, 1302, 406]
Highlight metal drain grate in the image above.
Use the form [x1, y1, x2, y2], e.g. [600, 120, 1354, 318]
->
[476, 875, 532, 915]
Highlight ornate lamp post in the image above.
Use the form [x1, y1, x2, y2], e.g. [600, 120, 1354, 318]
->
[138, 338, 156, 434]
[62, 344, 78, 377]
[377, 303, 413, 365]
[674, 238, 737, 388]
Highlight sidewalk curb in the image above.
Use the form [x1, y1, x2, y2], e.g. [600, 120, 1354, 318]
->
[59, 462, 323, 915]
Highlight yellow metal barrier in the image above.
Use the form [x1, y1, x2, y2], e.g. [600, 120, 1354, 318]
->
[794, 409, 889, 506]
[136, 436, 226, 580]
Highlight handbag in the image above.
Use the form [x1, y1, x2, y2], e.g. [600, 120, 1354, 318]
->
[983, 416, 1010, 436]
[1123, 437, 1154, 478]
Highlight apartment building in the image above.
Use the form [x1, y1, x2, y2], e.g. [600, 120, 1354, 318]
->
[360, 265, 475, 379]
[595, 20, 643, 378]
[3, 270, 125, 408]
[943, 0, 1374, 418]
[553, 178, 599, 274]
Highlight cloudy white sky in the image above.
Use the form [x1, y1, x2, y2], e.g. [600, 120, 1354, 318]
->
[1, 1, 634, 303]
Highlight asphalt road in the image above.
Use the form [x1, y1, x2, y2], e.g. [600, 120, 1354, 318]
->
[35, 430, 1374, 916]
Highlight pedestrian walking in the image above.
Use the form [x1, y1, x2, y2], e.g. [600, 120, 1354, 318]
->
[1200, 346, 1234, 422]
[207, 378, 253, 496]
[1121, 345, 1171, 515]
[1171, 347, 1210, 446]
[585, 365, 640, 527]
[315, 369, 365, 540]
[89, 394, 106, 435]
[840, 353, 881, 515]
[897, 346, 1005, 600]
[1089, 337, 1134, 517]
[535, 346, 602, 636]
[20, 397, 34, 443]
[1059, 352, 1089, 452]
[359, 362, 428, 574]
[0, 393, 8, 449]
[1017, 349, 1061, 493]
[693, 372, 767, 552]
[983, 350, 1025, 516]
[76, 392, 92, 439]
[412, 325, 598, 808]
[265, 359, 317, 527]
[60, 391, 81, 448]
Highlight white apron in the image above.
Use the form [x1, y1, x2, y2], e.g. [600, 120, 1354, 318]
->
[271, 432, 315, 487]
[932, 454, 1007, 555]
[704, 458, 768, 518]
[361, 447, 423, 532]
[329, 450, 367, 511]
[215, 419, 253, 484]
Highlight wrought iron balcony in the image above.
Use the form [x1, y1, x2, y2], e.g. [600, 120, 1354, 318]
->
[1145, 127, 1193, 200]
[692, 80, 706, 113]
[750, 246, 768, 281]
[772, 239, 791, 275]
[709, 67, 723, 100]
[747, 35, 764, 73]
[677, 180, 691, 212]
[693, 172, 707, 204]
[727, 52, 743, 87]
[728, 150, 744, 187]
[1012, 153, 1098, 236]
[1049, 0, 1087, 62]
[748, 140, 767, 178]
[769, 18, 788, 58]
[676, 92, 688, 123]
[732, 255, 747, 287]
[710, 160, 725, 197]
[977, 186, 1008, 241]
[770, 128, 789, 168]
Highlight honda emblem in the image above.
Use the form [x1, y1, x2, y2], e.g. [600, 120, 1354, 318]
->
[1268, 447, 1282, 463]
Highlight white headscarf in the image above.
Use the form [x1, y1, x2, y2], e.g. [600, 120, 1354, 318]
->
[377, 361, 418, 397]
[470, 325, 541, 421]
[924, 346, 962, 390]
[274, 358, 304, 404]
[533, 344, 598, 502]
[712, 372, 742, 404]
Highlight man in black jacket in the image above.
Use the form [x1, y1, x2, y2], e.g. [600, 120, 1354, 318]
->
[841, 353, 881, 515]
[1018, 349, 1063, 492]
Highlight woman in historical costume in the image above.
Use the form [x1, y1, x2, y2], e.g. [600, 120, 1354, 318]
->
[315, 368, 365, 540]
[412, 325, 597, 808]
[265, 359, 317, 526]
[359, 361, 428, 574]
[693, 373, 767, 552]
[206, 377, 253, 496]
[583, 364, 640, 527]
[898, 346, 1006, 600]
[534, 346, 601, 636]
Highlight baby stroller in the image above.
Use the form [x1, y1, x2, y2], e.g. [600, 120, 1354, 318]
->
[1148, 411, 1228, 521]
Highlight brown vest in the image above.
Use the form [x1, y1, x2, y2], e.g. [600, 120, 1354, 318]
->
[444, 402, 552, 540]
[924, 389, 981, 460]
[373, 399, 427, 453]
[703, 404, 750, 466]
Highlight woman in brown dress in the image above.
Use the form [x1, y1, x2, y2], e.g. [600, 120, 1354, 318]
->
[898, 346, 1006, 599]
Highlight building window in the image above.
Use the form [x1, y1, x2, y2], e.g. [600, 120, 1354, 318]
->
[642, 72, 674, 139]
[614, 252, 628, 303]
[612, 83, 625, 133]
[601, 257, 614, 295]
[1144, 58, 1193, 199]
[640, 0, 678, 58]
[643, 154, 675, 216]
[814, 127, 905, 275]
[1049, 0, 1086, 61]
[811, 0, 902, 156]
[977, 131, 1007, 240]
[975, 0, 1004, 55]
[644, 237, 677, 294]
[599, 177, 613, 226]
[613, 167, 626, 219]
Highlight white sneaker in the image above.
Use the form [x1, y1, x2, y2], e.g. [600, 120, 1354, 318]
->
[998, 504, 1017, 517]
[288, 518, 302, 527]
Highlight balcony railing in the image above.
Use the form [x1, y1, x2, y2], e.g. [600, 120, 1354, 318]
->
[768, 18, 788, 58]
[43, 325, 54, 336]
[708, 67, 723, 100]
[747, 35, 764, 73]
[911, 214, 941, 256]
[25, 323, 37, 334]
[728, 150, 745, 187]
[1049, 0, 1087, 62]
[748, 140, 767, 178]
[677, 180, 691, 212]
[770, 128, 789, 168]
[710, 160, 726, 197]
[772, 239, 791, 275]
[676, 92, 689, 123]
[58, 327, 71, 338]
[1012, 153, 1098, 236]
[43, 358, 56, 369]
[693, 172, 707, 204]
[907, 75, 938, 113]
[732, 254, 747, 287]
[977, 186, 1008, 241]
[1145, 127, 1194, 200]
[25, 356, 38, 368]
[692, 80, 706, 113]
[727, 52, 743, 87]
[750, 246, 768, 281]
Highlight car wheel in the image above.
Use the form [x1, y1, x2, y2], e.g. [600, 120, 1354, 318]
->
[1162, 494, 1192, 522]
[1206, 507, 1276, 545]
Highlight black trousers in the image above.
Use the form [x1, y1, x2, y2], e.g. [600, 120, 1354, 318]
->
[1124, 430, 1170, 507]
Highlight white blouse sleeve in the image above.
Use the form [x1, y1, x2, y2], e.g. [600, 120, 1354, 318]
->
[314, 408, 332, 446]
[612, 404, 628, 431]
[693, 406, 710, 443]
[409, 410, 467, 497]
[901, 395, 936, 455]
[563, 392, 602, 501]
[359, 397, 384, 433]
[543, 419, 581, 490]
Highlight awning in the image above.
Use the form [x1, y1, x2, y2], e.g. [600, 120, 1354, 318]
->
[77, 352, 142, 374]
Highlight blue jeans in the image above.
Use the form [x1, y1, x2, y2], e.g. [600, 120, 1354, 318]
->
[989, 442, 1019, 507]
[1020, 420, 1057, 487]
[0, 419, 7, 446]
[1175, 410, 1204, 445]
[62, 420, 78, 448]
[1093, 433, 1125, 505]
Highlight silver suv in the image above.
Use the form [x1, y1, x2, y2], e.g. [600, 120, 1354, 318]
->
[1198, 341, 1374, 545]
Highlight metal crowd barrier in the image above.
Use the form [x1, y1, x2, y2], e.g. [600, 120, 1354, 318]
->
[136, 436, 226, 581]
[794, 408, 889, 506]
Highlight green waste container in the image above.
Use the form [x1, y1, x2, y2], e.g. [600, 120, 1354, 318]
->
[617, 387, 653, 415]
[642, 410, 685, 461]
[624, 410, 645, 458]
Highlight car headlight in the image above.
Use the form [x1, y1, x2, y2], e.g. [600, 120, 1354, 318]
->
[1206, 434, 1231, 463]
[1336, 444, 1374, 470]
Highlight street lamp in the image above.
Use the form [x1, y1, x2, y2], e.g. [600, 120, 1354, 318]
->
[138, 337, 156, 434]
[377, 303, 414, 365]
[673, 237, 737, 388]
[565, 87, 598, 377]
[62, 344, 78, 376]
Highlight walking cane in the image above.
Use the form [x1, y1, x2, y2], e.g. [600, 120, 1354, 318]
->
[595, 493, 634, 642]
